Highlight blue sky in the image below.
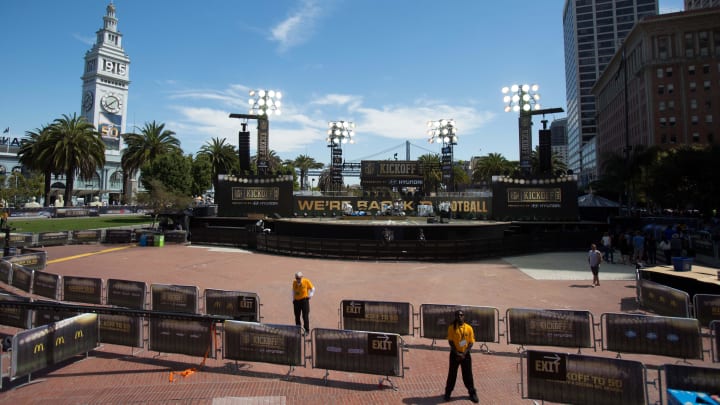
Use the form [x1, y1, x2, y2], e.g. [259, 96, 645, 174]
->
[1, 0, 684, 170]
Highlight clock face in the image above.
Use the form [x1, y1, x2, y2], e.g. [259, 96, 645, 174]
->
[101, 93, 122, 114]
[82, 91, 94, 112]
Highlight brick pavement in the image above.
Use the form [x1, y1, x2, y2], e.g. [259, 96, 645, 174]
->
[1, 243, 718, 404]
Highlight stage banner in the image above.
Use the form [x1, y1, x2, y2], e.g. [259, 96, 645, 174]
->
[98, 314, 143, 348]
[72, 229, 101, 244]
[507, 308, 594, 348]
[602, 313, 702, 359]
[32, 271, 60, 300]
[10, 264, 33, 293]
[712, 320, 720, 362]
[107, 278, 147, 309]
[662, 364, 720, 399]
[0, 293, 31, 329]
[419, 304, 499, 343]
[638, 279, 690, 318]
[37, 231, 69, 246]
[11, 313, 98, 379]
[692, 294, 720, 328]
[104, 229, 132, 243]
[63, 275, 103, 305]
[0, 260, 11, 284]
[148, 319, 214, 358]
[151, 283, 198, 314]
[5, 251, 47, 271]
[525, 350, 646, 405]
[223, 321, 303, 366]
[313, 328, 403, 377]
[205, 289, 259, 321]
[341, 300, 413, 335]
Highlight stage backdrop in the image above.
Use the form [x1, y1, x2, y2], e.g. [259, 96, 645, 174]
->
[216, 174, 294, 218]
[491, 175, 578, 221]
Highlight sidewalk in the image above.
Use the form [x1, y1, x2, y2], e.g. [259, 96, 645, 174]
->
[0, 244, 716, 404]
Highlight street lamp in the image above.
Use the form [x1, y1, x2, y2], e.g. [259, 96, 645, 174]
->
[427, 119, 458, 191]
[326, 121, 355, 193]
[248, 89, 282, 116]
[502, 84, 541, 176]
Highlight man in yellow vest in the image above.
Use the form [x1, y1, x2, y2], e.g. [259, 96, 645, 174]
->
[444, 310, 479, 403]
[292, 271, 315, 334]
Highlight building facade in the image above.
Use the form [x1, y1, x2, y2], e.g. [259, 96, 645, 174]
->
[550, 118, 569, 168]
[685, 0, 720, 9]
[593, 7, 720, 171]
[563, 0, 658, 186]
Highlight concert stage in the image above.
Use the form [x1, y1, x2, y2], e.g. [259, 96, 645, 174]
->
[638, 262, 720, 297]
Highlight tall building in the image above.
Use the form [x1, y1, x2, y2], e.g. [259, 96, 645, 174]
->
[550, 118, 569, 168]
[562, 0, 658, 186]
[593, 7, 720, 170]
[685, 0, 720, 9]
[80, 3, 130, 205]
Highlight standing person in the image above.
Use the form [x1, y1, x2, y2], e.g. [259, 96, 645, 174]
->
[292, 271, 315, 334]
[588, 243, 602, 287]
[444, 310, 479, 403]
[645, 233, 657, 265]
[632, 231, 645, 264]
[601, 232, 613, 263]
[658, 238, 672, 265]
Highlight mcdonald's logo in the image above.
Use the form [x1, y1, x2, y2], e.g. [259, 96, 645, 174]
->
[33, 343, 45, 353]
[55, 336, 65, 346]
[214, 301, 221, 309]
[75, 330, 84, 339]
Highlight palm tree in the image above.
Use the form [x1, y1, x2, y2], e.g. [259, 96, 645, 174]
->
[121, 121, 181, 203]
[530, 146, 569, 176]
[197, 137, 238, 192]
[290, 154, 324, 190]
[472, 153, 513, 184]
[18, 125, 55, 206]
[251, 150, 283, 173]
[417, 153, 441, 194]
[44, 114, 106, 206]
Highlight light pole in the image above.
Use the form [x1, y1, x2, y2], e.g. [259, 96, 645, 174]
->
[326, 121, 355, 193]
[502, 84, 541, 176]
[247, 89, 282, 175]
[427, 119, 457, 191]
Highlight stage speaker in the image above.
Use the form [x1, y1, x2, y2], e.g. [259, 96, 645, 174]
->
[539, 129, 551, 174]
[238, 131, 251, 172]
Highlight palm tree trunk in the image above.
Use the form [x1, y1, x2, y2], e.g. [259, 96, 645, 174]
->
[43, 169, 52, 207]
[64, 170, 74, 207]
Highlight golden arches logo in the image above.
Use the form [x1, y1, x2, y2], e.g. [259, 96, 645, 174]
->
[55, 336, 65, 346]
[33, 343, 44, 353]
[75, 330, 84, 339]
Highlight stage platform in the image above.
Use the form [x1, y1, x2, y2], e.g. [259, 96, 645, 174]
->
[638, 261, 720, 297]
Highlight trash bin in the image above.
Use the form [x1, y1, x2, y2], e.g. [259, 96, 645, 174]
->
[154, 234, 165, 247]
[671, 257, 692, 272]
[138, 234, 147, 247]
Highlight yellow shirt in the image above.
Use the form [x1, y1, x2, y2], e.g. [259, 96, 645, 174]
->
[447, 322, 475, 353]
[292, 278, 314, 300]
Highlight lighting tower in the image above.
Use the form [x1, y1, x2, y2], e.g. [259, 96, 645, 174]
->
[326, 121, 355, 192]
[246, 89, 282, 174]
[427, 119, 458, 191]
[502, 84, 541, 176]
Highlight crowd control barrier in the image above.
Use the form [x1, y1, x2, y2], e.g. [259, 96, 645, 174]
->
[659, 364, 720, 404]
[637, 278, 691, 318]
[712, 320, 720, 362]
[419, 304, 500, 349]
[693, 294, 720, 328]
[205, 289, 260, 322]
[223, 321, 304, 376]
[506, 308, 595, 351]
[312, 328, 406, 389]
[340, 300, 413, 335]
[601, 313, 703, 360]
[521, 349, 648, 405]
[150, 283, 199, 314]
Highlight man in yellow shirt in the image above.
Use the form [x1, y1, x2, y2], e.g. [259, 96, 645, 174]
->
[292, 271, 315, 334]
[444, 310, 479, 403]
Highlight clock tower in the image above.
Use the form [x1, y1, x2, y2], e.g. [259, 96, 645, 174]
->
[81, 2, 130, 155]
[80, 3, 131, 204]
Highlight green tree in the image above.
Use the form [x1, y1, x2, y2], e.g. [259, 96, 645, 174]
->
[197, 137, 238, 192]
[251, 150, 283, 173]
[191, 154, 213, 197]
[472, 153, 513, 184]
[18, 124, 55, 206]
[135, 178, 193, 227]
[530, 146, 569, 176]
[418, 153, 441, 194]
[452, 163, 470, 191]
[121, 121, 181, 204]
[289, 154, 324, 190]
[45, 114, 106, 206]
[140, 151, 193, 197]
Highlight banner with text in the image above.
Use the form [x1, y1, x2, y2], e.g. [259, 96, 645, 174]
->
[662, 364, 720, 399]
[205, 289, 259, 321]
[341, 300, 413, 335]
[507, 308, 594, 348]
[72, 229, 102, 244]
[10, 264, 33, 293]
[313, 328, 403, 377]
[0, 293, 31, 329]
[104, 229, 133, 243]
[151, 283, 199, 314]
[602, 313, 702, 359]
[638, 279, 690, 318]
[107, 278, 147, 309]
[5, 252, 47, 271]
[223, 321, 303, 366]
[63, 275, 103, 305]
[693, 294, 720, 328]
[419, 304, 499, 343]
[32, 271, 60, 300]
[0, 260, 11, 284]
[38, 231, 69, 246]
[98, 314, 143, 348]
[148, 319, 214, 358]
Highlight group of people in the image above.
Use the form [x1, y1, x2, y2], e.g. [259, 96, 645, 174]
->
[291, 273, 479, 403]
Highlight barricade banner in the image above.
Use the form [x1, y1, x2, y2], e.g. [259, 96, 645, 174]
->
[33, 302, 80, 327]
[32, 271, 60, 300]
[72, 229, 101, 244]
[10, 264, 33, 293]
[313, 328, 403, 377]
[37, 231, 69, 246]
[148, 319, 214, 357]
[0, 293, 31, 329]
[5, 252, 47, 271]
[525, 350, 645, 405]
[638, 279, 690, 318]
[104, 229, 132, 244]
[0, 260, 11, 284]
[341, 300, 412, 335]
[223, 321, 303, 366]
[1, 232, 33, 248]
[662, 364, 720, 398]
[151, 283, 198, 314]
[107, 278, 147, 309]
[204, 289, 259, 321]
[419, 304, 499, 342]
[692, 294, 720, 328]
[11, 313, 98, 379]
[63, 275, 103, 305]
[98, 314, 143, 348]
[507, 308, 593, 348]
[163, 230, 187, 244]
[603, 313, 702, 359]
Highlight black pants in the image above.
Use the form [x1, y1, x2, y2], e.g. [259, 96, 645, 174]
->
[445, 351, 476, 395]
[293, 298, 310, 330]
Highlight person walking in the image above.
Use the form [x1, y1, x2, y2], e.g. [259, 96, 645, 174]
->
[292, 271, 315, 334]
[444, 310, 479, 403]
[601, 231, 613, 263]
[588, 243, 602, 287]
